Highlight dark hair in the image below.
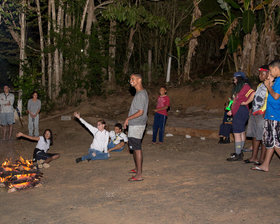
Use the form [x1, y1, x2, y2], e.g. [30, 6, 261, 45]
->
[114, 123, 122, 130]
[131, 73, 142, 79]
[232, 76, 250, 95]
[43, 129, 53, 146]
[269, 60, 280, 69]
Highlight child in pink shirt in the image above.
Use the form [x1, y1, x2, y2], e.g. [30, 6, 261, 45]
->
[152, 86, 170, 144]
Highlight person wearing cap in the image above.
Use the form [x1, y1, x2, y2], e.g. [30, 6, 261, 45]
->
[0, 85, 15, 140]
[244, 65, 269, 165]
[226, 72, 255, 161]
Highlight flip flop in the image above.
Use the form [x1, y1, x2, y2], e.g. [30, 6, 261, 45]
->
[244, 159, 255, 164]
[251, 166, 267, 172]
[129, 169, 137, 173]
[128, 177, 144, 182]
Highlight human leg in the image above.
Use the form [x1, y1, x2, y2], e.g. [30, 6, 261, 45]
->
[44, 153, 60, 164]
[249, 138, 261, 162]
[28, 115, 34, 136]
[8, 124, 13, 140]
[158, 114, 167, 143]
[34, 115, 39, 137]
[81, 148, 96, 161]
[133, 149, 143, 179]
[259, 143, 266, 163]
[152, 113, 160, 143]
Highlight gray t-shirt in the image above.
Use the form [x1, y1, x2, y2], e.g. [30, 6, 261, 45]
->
[28, 99, 41, 114]
[128, 89, 149, 126]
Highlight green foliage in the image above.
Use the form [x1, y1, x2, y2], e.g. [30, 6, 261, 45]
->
[11, 65, 47, 113]
[242, 10, 255, 34]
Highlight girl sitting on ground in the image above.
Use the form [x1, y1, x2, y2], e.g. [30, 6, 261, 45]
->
[74, 112, 109, 163]
[16, 129, 59, 168]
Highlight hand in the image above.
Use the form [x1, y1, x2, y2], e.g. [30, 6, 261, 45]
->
[91, 152, 96, 157]
[227, 111, 232, 116]
[73, 112, 80, 119]
[264, 79, 272, 88]
[153, 109, 158, 112]
[16, 132, 23, 138]
[124, 118, 129, 129]
[240, 102, 247, 105]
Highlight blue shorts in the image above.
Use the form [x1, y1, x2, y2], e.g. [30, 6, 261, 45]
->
[232, 106, 249, 133]
[0, 112, 14, 125]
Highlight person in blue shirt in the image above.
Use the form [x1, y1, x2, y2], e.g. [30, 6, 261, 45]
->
[252, 60, 280, 172]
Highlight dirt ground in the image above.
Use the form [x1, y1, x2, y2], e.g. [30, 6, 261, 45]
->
[1, 87, 280, 224]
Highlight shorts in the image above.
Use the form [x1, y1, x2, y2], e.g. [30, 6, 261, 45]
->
[0, 112, 14, 125]
[246, 114, 265, 140]
[128, 137, 142, 151]
[232, 106, 249, 133]
[33, 148, 55, 161]
[262, 119, 280, 149]
[128, 125, 146, 139]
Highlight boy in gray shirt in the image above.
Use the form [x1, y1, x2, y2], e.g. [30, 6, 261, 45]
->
[124, 74, 149, 182]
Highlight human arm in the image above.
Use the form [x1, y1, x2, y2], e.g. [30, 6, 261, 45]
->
[16, 132, 40, 141]
[265, 78, 280, 100]
[241, 92, 255, 105]
[5, 94, 14, 106]
[108, 142, 125, 152]
[74, 112, 98, 134]
[124, 110, 144, 129]
[154, 106, 169, 112]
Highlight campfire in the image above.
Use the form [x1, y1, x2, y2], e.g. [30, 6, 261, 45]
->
[0, 157, 43, 193]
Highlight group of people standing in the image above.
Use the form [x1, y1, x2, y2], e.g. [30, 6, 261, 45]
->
[0, 85, 41, 140]
[225, 60, 280, 173]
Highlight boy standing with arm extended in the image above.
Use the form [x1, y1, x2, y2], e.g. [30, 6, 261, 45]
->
[252, 60, 280, 172]
[124, 73, 149, 181]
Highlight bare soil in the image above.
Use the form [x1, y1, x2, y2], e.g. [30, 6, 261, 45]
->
[1, 86, 280, 224]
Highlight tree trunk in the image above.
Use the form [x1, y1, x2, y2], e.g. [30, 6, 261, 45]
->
[108, 20, 117, 88]
[35, 0, 46, 87]
[80, 0, 90, 32]
[123, 27, 136, 76]
[148, 49, 152, 85]
[47, 0, 52, 99]
[182, 0, 201, 82]
[19, 0, 26, 79]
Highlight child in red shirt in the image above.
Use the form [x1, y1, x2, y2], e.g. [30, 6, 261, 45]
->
[152, 86, 170, 144]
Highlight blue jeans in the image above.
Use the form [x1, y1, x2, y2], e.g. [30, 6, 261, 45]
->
[108, 141, 124, 152]
[152, 113, 167, 143]
[81, 148, 109, 161]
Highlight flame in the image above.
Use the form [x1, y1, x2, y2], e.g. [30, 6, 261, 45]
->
[1, 157, 42, 191]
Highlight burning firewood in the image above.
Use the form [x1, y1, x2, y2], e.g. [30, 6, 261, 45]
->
[0, 157, 43, 192]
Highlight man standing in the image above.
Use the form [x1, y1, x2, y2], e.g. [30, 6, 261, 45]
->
[0, 85, 15, 140]
[124, 74, 149, 181]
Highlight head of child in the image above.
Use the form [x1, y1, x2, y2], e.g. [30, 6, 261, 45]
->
[269, 60, 280, 78]
[97, 120, 106, 131]
[258, 65, 269, 81]
[43, 129, 53, 145]
[130, 73, 142, 88]
[232, 72, 247, 94]
[32, 91, 38, 100]
[114, 123, 122, 134]
[3, 85, 9, 94]
[159, 86, 167, 96]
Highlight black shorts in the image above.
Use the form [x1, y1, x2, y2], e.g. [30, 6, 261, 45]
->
[128, 137, 142, 151]
[33, 148, 55, 161]
[232, 106, 249, 133]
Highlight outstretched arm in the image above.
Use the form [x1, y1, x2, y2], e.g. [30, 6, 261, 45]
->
[16, 132, 40, 141]
[74, 112, 98, 134]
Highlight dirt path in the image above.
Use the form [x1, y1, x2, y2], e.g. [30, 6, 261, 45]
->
[1, 115, 280, 224]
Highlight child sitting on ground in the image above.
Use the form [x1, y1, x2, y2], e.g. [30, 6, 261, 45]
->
[108, 123, 128, 152]
[218, 100, 233, 144]
[74, 112, 109, 163]
[16, 129, 60, 168]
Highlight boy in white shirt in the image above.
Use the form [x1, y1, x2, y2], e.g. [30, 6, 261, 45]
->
[108, 123, 128, 152]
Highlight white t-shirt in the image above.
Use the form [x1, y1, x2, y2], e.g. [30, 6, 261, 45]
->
[35, 136, 50, 153]
[109, 131, 128, 145]
[79, 118, 109, 153]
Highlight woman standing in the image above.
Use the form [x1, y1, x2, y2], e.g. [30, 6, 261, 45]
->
[27, 91, 41, 136]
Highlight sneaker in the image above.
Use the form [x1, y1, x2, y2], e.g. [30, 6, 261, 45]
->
[223, 137, 230, 144]
[218, 137, 224, 144]
[227, 153, 243, 161]
[76, 157, 82, 163]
